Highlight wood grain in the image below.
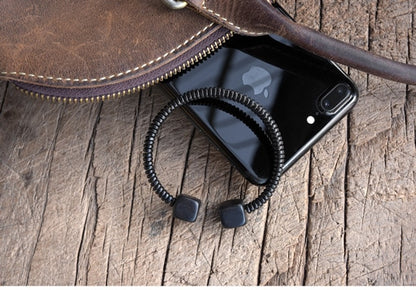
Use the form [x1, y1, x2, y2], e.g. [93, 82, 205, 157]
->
[1, 0, 416, 285]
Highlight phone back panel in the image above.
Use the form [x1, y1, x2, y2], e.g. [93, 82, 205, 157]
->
[167, 34, 358, 185]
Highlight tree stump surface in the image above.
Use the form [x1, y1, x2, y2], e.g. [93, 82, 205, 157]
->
[1, 0, 416, 286]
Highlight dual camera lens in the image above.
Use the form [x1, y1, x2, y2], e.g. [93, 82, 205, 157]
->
[320, 83, 351, 114]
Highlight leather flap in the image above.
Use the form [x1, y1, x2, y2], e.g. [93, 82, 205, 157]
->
[186, 0, 416, 84]
[0, 0, 222, 89]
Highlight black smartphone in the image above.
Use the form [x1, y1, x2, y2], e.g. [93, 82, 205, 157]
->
[162, 4, 358, 185]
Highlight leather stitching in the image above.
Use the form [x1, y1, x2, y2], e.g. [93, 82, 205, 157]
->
[0, 22, 215, 84]
[201, 0, 273, 36]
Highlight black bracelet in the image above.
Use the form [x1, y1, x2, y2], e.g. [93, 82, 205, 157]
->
[143, 88, 285, 228]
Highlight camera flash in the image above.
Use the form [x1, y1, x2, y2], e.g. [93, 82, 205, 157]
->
[307, 116, 315, 124]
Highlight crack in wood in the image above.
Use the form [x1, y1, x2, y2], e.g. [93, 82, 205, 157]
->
[399, 225, 403, 280]
[161, 217, 175, 286]
[344, 114, 351, 285]
[195, 145, 211, 265]
[74, 176, 99, 285]
[105, 245, 111, 286]
[75, 103, 102, 285]
[127, 91, 142, 181]
[126, 174, 137, 242]
[257, 200, 271, 285]
[207, 247, 217, 285]
[0, 82, 9, 115]
[302, 152, 313, 285]
[179, 128, 196, 195]
[25, 104, 65, 285]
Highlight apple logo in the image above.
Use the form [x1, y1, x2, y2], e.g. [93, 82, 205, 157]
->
[242, 66, 272, 98]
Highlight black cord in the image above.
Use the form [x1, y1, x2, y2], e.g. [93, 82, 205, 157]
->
[143, 87, 285, 222]
[190, 98, 272, 153]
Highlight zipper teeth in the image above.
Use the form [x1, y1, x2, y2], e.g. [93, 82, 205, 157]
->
[17, 31, 234, 104]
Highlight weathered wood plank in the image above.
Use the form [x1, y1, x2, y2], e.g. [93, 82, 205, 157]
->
[261, 157, 310, 286]
[346, 0, 416, 285]
[1, 0, 416, 286]
[80, 88, 178, 286]
[261, 0, 317, 286]
[266, 0, 416, 286]
[0, 86, 93, 285]
[301, 0, 373, 285]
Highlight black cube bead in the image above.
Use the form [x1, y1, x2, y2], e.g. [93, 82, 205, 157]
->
[219, 199, 246, 228]
[173, 194, 201, 223]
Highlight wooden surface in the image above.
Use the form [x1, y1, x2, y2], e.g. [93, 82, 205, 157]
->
[1, 0, 416, 286]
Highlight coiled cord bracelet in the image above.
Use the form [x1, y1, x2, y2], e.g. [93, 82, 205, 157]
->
[143, 88, 285, 228]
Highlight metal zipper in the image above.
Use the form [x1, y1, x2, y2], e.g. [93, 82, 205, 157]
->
[16, 31, 234, 104]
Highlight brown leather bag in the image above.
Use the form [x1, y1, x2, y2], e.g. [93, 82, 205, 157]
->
[0, 0, 414, 102]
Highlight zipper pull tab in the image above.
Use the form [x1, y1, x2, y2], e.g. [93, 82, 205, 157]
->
[161, 0, 187, 10]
